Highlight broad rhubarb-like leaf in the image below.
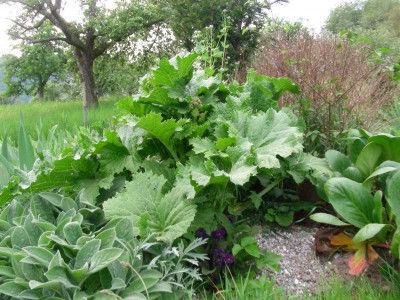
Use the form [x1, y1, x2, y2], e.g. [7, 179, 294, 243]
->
[103, 172, 196, 243]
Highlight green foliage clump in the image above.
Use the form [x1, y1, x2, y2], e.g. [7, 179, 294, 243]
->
[165, 0, 288, 71]
[0, 192, 207, 299]
[0, 24, 68, 101]
[325, 0, 400, 57]
[311, 130, 400, 274]
[0, 52, 320, 283]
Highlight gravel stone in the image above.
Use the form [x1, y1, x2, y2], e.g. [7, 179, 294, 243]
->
[256, 225, 326, 295]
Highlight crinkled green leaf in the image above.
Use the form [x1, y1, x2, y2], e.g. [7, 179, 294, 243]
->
[103, 172, 196, 242]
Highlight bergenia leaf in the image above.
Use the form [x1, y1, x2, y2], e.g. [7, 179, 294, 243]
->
[352, 224, 388, 243]
[310, 213, 349, 226]
[324, 178, 377, 228]
[387, 170, 400, 220]
[348, 244, 379, 276]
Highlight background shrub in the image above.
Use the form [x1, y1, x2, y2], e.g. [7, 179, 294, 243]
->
[240, 29, 399, 155]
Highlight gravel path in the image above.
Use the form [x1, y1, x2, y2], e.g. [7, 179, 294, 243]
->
[257, 225, 330, 295]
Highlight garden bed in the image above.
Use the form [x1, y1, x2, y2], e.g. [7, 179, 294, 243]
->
[258, 224, 392, 296]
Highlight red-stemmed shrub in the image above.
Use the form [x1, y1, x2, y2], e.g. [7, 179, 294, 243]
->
[239, 30, 399, 154]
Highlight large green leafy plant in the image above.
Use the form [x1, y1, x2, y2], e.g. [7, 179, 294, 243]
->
[0, 52, 310, 279]
[311, 129, 400, 275]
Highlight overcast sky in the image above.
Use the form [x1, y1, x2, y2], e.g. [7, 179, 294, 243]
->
[0, 0, 350, 56]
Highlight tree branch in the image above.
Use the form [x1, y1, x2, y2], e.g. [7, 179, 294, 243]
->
[93, 18, 164, 58]
[22, 36, 70, 44]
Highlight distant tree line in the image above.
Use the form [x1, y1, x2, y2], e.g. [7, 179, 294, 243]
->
[325, 0, 400, 57]
[0, 0, 288, 107]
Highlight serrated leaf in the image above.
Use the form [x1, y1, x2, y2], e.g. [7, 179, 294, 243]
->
[104, 172, 196, 242]
[241, 236, 257, 248]
[250, 192, 262, 209]
[136, 113, 180, 150]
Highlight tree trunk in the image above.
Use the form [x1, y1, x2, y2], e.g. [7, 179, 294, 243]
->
[37, 84, 45, 101]
[74, 48, 99, 108]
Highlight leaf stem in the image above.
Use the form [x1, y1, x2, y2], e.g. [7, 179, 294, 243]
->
[165, 145, 180, 163]
[257, 178, 281, 198]
[122, 262, 150, 300]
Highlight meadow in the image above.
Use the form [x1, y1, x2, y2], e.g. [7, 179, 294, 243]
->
[0, 96, 119, 141]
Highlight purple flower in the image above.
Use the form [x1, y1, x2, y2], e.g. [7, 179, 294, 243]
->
[195, 228, 208, 239]
[227, 215, 235, 223]
[214, 248, 225, 258]
[215, 258, 224, 266]
[224, 253, 235, 265]
[211, 228, 227, 239]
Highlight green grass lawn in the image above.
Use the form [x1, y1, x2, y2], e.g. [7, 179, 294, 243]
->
[0, 97, 120, 141]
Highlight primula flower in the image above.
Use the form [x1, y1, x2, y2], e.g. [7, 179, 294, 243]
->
[227, 215, 235, 223]
[195, 228, 208, 239]
[214, 248, 225, 258]
[215, 258, 224, 266]
[224, 253, 235, 265]
[211, 228, 227, 239]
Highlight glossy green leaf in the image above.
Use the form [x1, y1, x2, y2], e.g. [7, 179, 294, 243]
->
[388, 170, 400, 220]
[244, 244, 260, 258]
[310, 213, 350, 226]
[326, 150, 352, 173]
[355, 142, 382, 179]
[353, 223, 388, 243]
[325, 178, 376, 228]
